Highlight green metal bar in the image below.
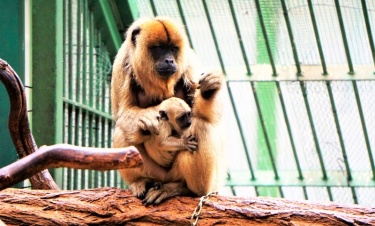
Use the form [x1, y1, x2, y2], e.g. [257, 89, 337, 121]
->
[360, 0, 375, 68]
[89, 14, 94, 107]
[74, 107, 80, 190]
[67, 105, 73, 189]
[276, 82, 303, 180]
[280, 0, 301, 76]
[202, 0, 226, 75]
[352, 81, 375, 180]
[326, 81, 352, 181]
[302, 187, 308, 200]
[81, 109, 87, 188]
[351, 187, 358, 204]
[307, 0, 328, 75]
[251, 81, 279, 180]
[278, 187, 284, 198]
[327, 187, 333, 201]
[63, 98, 112, 120]
[149, 0, 157, 16]
[254, 0, 277, 76]
[98, 0, 122, 50]
[228, 0, 251, 75]
[67, 0, 73, 100]
[82, 0, 88, 105]
[75, 0, 82, 103]
[176, 0, 193, 48]
[32, 0, 64, 145]
[88, 113, 94, 188]
[94, 116, 100, 187]
[334, 0, 354, 75]
[300, 81, 328, 180]
[226, 82, 256, 180]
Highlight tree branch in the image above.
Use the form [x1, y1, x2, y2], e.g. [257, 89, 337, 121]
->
[0, 144, 142, 190]
[0, 188, 374, 225]
[0, 58, 58, 189]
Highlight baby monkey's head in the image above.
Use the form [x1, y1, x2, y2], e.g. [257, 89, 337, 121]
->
[158, 97, 192, 134]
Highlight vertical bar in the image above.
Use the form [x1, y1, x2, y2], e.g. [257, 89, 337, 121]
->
[89, 14, 94, 107]
[81, 110, 87, 188]
[74, 107, 80, 190]
[254, 0, 277, 76]
[88, 113, 94, 188]
[276, 82, 303, 180]
[307, 0, 328, 75]
[300, 81, 328, 180]
[149, 0, 157, 16]
[68, 0, 73, 100]
[280, 0, 301, 76]
[352, 81, 375, 180]
[202, 0, 226, 75]
[326, 81, 352, 181]
[251, 81, 279, 180]
[327, 187, 333, 201]
[94, 116, 100, 187]
[82, 0, 87, 105]
[176, 0, 194, 48]
[351, 187, 358, 204]
[361, 0, 375, 67]
[67, 105, 73, 189]
[226, 82, 256, 180]
[228, 0, 251, 75]
[75, 0, 82, 102]
[334, 0, 354, 75]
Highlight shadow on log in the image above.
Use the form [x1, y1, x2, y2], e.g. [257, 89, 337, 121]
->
[0, 188, 374, 225]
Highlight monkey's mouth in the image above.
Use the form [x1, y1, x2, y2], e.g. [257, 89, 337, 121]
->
[156, 66, 177, 77]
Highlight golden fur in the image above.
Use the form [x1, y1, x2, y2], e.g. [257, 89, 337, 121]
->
[111, 16, 225, 204]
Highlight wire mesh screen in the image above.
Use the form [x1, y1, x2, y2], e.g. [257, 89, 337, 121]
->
[137, 0, 375, 207]
[61, 0, 125, 190]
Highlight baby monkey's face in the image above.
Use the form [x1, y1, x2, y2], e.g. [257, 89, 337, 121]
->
[158, 97, 192, 133]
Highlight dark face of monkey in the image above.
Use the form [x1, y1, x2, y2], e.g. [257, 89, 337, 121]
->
[159, 109, 192, 131]
[150, 44, 178, 77]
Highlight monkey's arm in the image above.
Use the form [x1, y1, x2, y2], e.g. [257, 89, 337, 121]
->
[158, 135, 197, 152]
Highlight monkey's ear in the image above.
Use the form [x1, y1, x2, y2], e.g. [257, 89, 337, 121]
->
[131, 27, 141, 46]
[159, 110, 169, 121]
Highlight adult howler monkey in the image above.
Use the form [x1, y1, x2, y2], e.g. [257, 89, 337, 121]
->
[111, 17, 225, 204]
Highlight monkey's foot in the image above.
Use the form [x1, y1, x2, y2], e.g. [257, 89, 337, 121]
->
[130, 178, 158, 199]
[142, 182, 192, 205]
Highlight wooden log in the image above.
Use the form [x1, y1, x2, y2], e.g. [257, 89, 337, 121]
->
[0, 187, 374, 225]
[0, 144, 142, 190]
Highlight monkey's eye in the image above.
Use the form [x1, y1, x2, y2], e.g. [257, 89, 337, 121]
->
[171, 46, 179, 54]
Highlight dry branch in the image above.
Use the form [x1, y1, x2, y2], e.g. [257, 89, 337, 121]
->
[0, 58, 58, 189]
[0, 144, 142, 190]
[0, 187, 374, 225]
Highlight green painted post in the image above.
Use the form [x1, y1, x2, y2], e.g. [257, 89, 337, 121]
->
[0, 0, 25, 188]
[31, 0, 64, 186]
[255, 0, 279, 198]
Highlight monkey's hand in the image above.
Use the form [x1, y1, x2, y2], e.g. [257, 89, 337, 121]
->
[184, 135, 198, 152]
[138, 112, 160, 135]
[198, 71, 224, 100]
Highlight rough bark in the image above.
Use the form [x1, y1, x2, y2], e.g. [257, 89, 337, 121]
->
[0, 144, 142, 190]
[0, 187, 374, 226]
[0, 58, 58, 189]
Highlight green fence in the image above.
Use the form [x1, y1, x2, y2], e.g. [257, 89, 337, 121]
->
[58, 0, 126, 189]
[135, 0, 375, 207]
[2, 0, 374, 207]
